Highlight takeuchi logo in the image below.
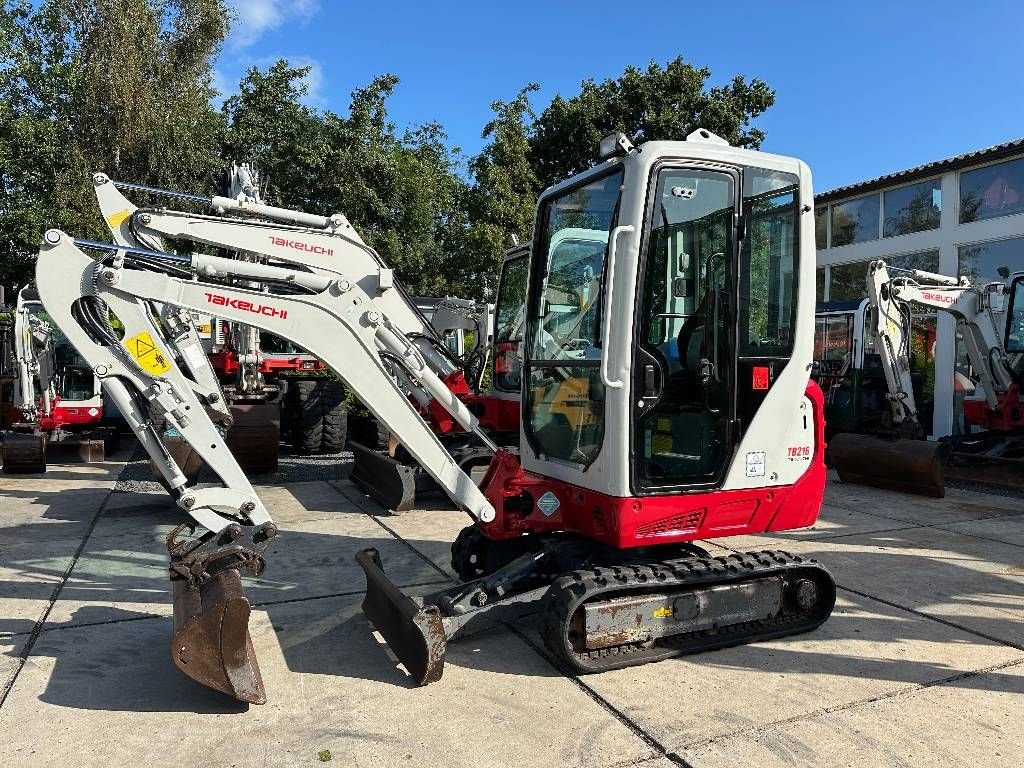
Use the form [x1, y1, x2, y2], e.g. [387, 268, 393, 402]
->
[204, 292, 288, 319]
[921, 291, 957, 305]
[268, 235, 333, 257]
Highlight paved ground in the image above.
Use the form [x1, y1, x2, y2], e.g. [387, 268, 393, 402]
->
[0, 447, 1021, 767]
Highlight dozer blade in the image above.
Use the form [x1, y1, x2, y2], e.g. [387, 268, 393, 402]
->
[830, 432, 948, 497]
[349, 440, 419, 512]
[171, 568, 266, 704]
[226, 403, 279, 474]
[356, 548, 447, 685]
[1, 432, 47, 473]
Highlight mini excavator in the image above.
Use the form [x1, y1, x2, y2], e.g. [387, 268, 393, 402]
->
[35, 130, 835, 703]
[1, 287, 115, 472]
[829, 260, 1024, 494]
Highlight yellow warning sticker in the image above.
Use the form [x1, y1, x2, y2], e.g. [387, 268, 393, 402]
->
[195, 324, 212, 335]
[124, 331, 173, 375]
[106, 210, 131, 227]
[652, 607, 673, 619]
[652, 433, 673, 455]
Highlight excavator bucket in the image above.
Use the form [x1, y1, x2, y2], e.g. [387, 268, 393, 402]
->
[349, 440, 420, 513]
[226, 403, 279, 475]
[1, 432, 47, 473]
[170, 568, 266, 704]
[356, 548, 447, 684]
[830, 432, 948, 498]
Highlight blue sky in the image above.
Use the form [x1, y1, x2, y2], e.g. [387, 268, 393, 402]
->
[217, 1, 1022, 193]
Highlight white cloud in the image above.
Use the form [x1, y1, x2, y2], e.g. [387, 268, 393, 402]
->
[229, 0, 321, 49]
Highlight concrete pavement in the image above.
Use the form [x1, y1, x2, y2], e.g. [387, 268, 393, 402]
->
[0, 450, 1021, 767]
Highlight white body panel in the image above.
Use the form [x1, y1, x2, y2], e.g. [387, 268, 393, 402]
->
[518, 137, 817, 496]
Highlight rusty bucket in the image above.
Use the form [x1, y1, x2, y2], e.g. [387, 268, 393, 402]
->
[830, 432, 949, 498]
[170, 568, 266, 704]
[1, 432, 46, 473]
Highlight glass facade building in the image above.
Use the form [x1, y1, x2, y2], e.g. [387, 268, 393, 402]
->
[815, 138, 1024, 438]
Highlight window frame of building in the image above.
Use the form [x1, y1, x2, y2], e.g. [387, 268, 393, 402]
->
[959, 156, 1024, 224]
[956, 235, 1024, 285]
[829, 193, 881, 247]
[882, 177, 941, 238]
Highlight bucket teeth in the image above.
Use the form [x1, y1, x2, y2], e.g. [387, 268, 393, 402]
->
[170, 568, 266, 704]
[356, 548, 447, 685]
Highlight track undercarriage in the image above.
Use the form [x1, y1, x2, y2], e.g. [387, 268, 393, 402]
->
[357, 527, 836, 683]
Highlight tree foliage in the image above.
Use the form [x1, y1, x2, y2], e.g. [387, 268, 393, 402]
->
[0, 6, 776, 307]
[0, 0, 228, 293]
[529, 57, 775, 189]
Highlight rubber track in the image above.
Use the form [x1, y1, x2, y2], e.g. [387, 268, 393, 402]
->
[539, 550, 836, 674]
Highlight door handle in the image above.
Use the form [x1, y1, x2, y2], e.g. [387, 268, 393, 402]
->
[699, 358, 714, 385]
[600, 224, 635, 390]
[643, 363, 657, 396]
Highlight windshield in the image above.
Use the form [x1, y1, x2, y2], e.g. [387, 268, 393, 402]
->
[529, 172, 621, 362]
[525, 169, 622, 467]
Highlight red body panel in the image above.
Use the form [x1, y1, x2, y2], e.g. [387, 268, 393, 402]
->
[464, 393, 520, 434]
[42, 402, 103, 431]
[427, 371, 472, 433]
[209, 351, 324, 377]
[962, 383, 1024, 432]
[477, 381, 827, 549]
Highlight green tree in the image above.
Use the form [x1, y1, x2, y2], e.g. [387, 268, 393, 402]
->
[462, 84, 540, 298]
[0, 0, 229, 293]
[529, 57, 775, 189]
[220, 60, 329, 211]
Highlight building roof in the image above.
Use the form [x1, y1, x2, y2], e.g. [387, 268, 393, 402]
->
[814, 137, 1024, 205]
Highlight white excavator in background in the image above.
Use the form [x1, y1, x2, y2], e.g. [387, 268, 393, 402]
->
[0, 287, 116, 472]
[95, 166, 349, 473]
[829, 260, 1024, 495]
[34, 129, 836, 706]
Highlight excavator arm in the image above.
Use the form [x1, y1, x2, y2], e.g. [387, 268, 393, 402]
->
[36, 226, 500, 701]
[833, 259, 1018, 497]
[867, 259, 1015, 416]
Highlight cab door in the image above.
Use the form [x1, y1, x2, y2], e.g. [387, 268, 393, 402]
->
[632, 166, 739, 490]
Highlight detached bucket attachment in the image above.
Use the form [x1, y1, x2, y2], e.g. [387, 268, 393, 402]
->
[46, 436, 105, 463]
[1, 432, 47, 473]
[830, 432, 949, 497]
[170, 568, 266, 704]
[226, 403, 280, 475]
[356, 548, 447, 684]
[349, 441, 420, 513]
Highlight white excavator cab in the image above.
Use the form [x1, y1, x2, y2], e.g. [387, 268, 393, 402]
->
[518, 130, 818, 500]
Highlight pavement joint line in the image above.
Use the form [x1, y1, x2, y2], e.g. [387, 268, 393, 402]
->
[334, 483, 694, 767]
[504, 624, 695, 768]
[0, 579, 456, 639]
[0, 481, 116, 710]
[705, 540, 1024, 650]
[824, 497, 1024, 533]
[835, 584, 1024, 652]
[678, 655, 1024, 752]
